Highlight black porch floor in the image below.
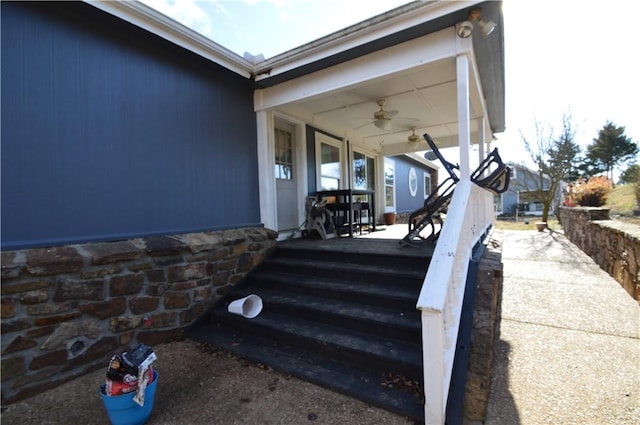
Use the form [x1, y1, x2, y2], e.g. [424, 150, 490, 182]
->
[277, 231, 435, 258]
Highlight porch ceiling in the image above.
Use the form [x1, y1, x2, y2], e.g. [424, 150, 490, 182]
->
[284, 57, 481, 155]
[255, 2, 504, 157]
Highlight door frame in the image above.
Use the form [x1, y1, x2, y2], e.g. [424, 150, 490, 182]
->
[273, 113, 307, 239]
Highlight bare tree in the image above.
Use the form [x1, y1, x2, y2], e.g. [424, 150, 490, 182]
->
[519, 114, 581, 222]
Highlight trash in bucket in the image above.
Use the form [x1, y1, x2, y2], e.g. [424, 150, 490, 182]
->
[101, 343, 158, 425]
[100, 370, 158, 425]
[227, 294, 263, 318]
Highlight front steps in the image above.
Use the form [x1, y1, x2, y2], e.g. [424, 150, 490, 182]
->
[186, 238, 432, 422]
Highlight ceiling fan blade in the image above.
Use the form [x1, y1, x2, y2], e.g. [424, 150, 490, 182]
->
[382, 110, 398, 119]
[352, 120, 375, 131]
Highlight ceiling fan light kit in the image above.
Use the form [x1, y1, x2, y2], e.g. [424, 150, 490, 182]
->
[374, 118, 392, 130]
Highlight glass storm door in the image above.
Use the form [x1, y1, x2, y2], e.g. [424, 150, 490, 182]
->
[275, 123, 298, 231]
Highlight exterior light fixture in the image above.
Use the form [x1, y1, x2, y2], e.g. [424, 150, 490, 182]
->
[456, 21, 474, 38]
[456, 7, 497, 38]
[468, 7, 496, 37]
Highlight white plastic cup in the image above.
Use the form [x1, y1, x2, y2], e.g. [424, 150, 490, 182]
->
[227, 294, 263, 318]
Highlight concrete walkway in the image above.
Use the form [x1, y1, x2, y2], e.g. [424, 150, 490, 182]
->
[485, 229, 640, 425]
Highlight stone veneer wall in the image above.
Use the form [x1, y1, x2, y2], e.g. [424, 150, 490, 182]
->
[463, 229, 503, 424]
[0, 227, 278, 404]
[559, 206, 640, 302]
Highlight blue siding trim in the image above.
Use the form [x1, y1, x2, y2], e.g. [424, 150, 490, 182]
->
[1, 2, 260, 249]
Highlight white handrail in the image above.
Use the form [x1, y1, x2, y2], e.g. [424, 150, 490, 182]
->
[417, 180, 493, 424]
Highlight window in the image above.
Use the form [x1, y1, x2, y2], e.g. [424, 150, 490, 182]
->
[353, 151, 375, 191]
[424, 172, 432, 198]
[274, 128, 293, 180]
[316, 133, 343, 191]
[384, 158, 395, 212]
[409, 167, 417, 197]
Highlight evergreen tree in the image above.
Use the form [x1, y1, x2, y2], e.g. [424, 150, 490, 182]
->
[619, 163, 640, 184]
[585, 122, 638, 181]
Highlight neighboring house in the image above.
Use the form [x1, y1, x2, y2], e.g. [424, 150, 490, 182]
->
[1, 1, 505, 420]
[385, 154, 438, 219]
[496, 162, 558, 216]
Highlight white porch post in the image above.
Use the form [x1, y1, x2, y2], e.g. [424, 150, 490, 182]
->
[256, 110, 277, 230]
[478, 119, 486, 165]
[456, 53, 471, 180]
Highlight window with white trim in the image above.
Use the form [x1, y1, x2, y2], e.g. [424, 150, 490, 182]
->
[353, 150, 375, 191]
[315, 133, 343, 191]
[384, 158, 395, 212]
[274, 128, 293, 180]
[409, 167, 417, 197]
[424, 171, 432, 198]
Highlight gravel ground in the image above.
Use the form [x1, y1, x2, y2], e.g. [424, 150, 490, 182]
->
[1, 339, 415, 425]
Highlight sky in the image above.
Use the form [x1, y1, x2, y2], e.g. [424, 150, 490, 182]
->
[141, 0, 640, 173]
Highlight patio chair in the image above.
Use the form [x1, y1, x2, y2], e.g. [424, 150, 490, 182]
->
[470, 147, 511, 194]
[401, 134, 459, 246]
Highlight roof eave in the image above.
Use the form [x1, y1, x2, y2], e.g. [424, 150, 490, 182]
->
[84, 0, 255, 78]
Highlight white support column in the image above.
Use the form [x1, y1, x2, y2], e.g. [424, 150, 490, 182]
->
[422, 310, 446, 425]
[256, 110, 276, 230]
[456, 53, 471, 180]
[478, 119, 486, 164]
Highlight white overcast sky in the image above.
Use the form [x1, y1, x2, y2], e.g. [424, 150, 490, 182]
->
[141, 0, 639, 169]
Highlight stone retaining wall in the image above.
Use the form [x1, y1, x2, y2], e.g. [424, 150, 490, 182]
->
[559, 207, 640, 302]
[0, 227, 278, 404]
[463, 229, 503, 424]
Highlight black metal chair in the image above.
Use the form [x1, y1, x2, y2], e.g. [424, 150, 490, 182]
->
[401, 134, 460, 246]
[401, 134, 511, 247]
[470, 147, 511, 194]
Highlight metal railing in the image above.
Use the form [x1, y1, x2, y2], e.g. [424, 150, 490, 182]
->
[416, 179, 493, 424]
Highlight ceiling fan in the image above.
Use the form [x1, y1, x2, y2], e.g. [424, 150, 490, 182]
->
[407, 128, 423, 148]
[372, 99, 398, 130]
[353, 99, 398, 131]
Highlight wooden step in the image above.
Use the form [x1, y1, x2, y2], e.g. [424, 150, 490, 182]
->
[207, 309, 423, 380]
[229, 287, 422, 343]
[187, 323, 424, 422]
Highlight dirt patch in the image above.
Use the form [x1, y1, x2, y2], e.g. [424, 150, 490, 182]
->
[1, 339, 414, 425]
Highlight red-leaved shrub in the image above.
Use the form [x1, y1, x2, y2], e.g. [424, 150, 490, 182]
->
[571, 176, 612, 207]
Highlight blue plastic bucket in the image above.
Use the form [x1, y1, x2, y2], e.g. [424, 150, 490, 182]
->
[99, 370, 158, 425]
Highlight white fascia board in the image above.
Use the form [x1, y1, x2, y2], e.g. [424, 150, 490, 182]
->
[255, 1, 479, 81]
[84, 1, 253, 78]
[254, 27, 457, 112]
[404, 153, 439, 170]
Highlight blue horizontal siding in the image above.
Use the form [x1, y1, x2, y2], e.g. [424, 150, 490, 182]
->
[1, 2, 260, 250]
[392, 156, 432, 213]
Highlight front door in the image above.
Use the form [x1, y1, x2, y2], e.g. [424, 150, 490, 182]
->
[275, 120, 298, 231]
